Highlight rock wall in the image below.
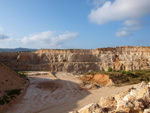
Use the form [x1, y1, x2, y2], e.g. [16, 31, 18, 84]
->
[0, 46, 150, 73]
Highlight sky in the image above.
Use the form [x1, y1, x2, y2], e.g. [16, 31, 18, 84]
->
[0, 0, 150, 49]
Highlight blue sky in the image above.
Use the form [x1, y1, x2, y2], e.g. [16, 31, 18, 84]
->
[0, 0, 150, 49]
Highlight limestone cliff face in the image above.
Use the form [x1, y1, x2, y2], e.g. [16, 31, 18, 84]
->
[0, 46, 150, 73]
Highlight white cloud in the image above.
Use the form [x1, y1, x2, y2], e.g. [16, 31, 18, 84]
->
[0, 33, 9, 40]
[21, 31, 78, 48]
[93, 0, 106, 7]
[0, 27, 3, 32]
[116, 30, 131, 37]
[0, 27, 9, 40]
[88, 0, 150, 37]
[0, 30, 79, 48]
[88, 0, 150, 24]
[123, 19, 143, 26]
[116, 19, 143, 37]
[22, 31, 55, 45]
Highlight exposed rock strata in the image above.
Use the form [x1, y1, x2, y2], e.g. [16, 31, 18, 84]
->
[0, 46, 150, 73]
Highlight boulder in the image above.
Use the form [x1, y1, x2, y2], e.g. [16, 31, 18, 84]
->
[98, 96, 117, 109]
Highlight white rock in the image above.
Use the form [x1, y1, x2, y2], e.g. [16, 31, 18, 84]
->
[78, 103, 94, 112]
[144, 108, 150, 113]
[130, 90, 137, 97]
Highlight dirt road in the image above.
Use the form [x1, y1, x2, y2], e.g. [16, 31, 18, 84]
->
[6, 72, 134, 113]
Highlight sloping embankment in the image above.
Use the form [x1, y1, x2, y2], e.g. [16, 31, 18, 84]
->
[0, 63, 29, 113]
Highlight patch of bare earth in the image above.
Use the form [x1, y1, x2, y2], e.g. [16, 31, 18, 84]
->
[80, 74, 114, 89]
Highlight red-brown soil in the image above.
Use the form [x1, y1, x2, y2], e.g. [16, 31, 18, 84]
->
[80, 74, 112, 87]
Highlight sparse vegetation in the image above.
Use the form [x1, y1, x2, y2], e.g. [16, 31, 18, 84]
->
[18, 72, 26, 78]
[85, 71, 99, 75]
[17, 71, 29, 81]
[0, 89, 22, 105]
[121, 70, 126, 74]
[0, 63, 27, 106]
[125, 71, 132, 76]
[84, 70, 150, 86]
[5, 89, 22, 96]
[0, 97, 5, 105]
[0, 95, 10, 105]
[108, 67, 113, 72]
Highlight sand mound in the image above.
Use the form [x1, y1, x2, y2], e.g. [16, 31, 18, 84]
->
[93, 74, 111, 86]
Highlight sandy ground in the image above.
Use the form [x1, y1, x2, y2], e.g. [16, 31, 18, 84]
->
[6, 72, 135, 113]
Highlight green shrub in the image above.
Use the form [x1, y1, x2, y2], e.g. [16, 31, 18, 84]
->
[10, 95, 16, 99]
[5, 89, 22, 96]
[5, 99, 10, 103]
[3, 95, 8, 100]
[121, 70, 126, 74]
[0, 98, 5, 105]
[108, 67, 112, 72]
[18, 73, 26, 78]
[125, 71, 132, 76]
[0, 95, 10, 105]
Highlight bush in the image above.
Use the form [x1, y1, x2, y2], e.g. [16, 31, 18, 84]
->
[10, 95, 16, 99]
[121, 70, 126, 74]
[18, 73, 26, 78]
[0, 98, 5, 105]
[5, 89, 22, 96]
[3, 95, 8, 100]
[108, 67, 112, 72]
[125, 71, 132, 76]
[0, 96, 10, 105]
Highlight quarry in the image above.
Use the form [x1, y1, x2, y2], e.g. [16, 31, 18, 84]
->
[0, 46, 150, 113]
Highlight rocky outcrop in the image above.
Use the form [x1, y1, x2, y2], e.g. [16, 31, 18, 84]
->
[70, 81, 150, 113]
[0, 46, 150, 73]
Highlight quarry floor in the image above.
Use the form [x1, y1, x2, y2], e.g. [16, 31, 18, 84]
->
[6, 72, 134, 113]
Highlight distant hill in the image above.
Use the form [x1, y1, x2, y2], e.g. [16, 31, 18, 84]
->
[0, 48, 38, 52]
